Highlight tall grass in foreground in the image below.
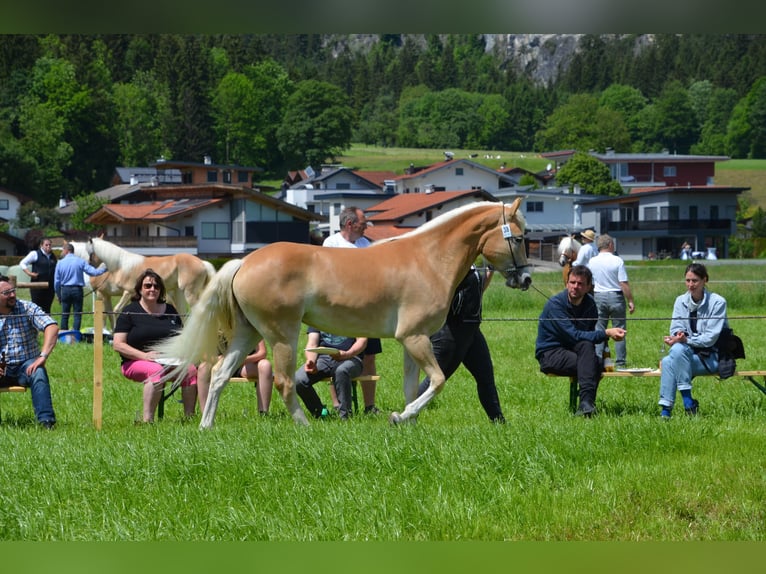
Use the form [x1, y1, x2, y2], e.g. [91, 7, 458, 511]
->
[1, 262, 765, 541]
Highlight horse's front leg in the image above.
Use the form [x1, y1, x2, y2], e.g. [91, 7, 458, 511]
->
[389, 334, 445, 424]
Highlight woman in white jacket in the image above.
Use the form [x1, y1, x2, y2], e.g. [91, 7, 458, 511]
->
[658, 263, 728, 419]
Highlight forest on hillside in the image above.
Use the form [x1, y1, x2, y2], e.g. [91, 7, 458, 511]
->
[3, 33, 766, 211]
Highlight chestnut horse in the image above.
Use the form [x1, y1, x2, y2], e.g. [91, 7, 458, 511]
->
[155, 199, 532, 428]
[84, 237, 216, 315]
[557, 235, 581, 286]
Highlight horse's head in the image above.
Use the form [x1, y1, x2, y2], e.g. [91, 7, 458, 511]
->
[85, 239, 101, 266]
[557, 235, 580, 267]
[482, 199, 532, 291]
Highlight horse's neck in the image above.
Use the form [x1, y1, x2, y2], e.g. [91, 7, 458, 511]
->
[95, 239, 144, 268]
[411, 206, 496, 276]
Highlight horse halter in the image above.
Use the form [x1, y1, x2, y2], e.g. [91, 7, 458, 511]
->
[499, 202, 532, 290]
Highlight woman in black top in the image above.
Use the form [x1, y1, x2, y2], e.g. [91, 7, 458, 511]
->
[113, 269, 201, 422]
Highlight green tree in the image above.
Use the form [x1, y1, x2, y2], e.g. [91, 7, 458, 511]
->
[654, 80, 699, 154]
[113, 70, 172, 166]
[68, 191, 108, 232]
[16, 43, 89, 203]
[354, 93, 399, 147]
[534, 93, 630, 153]
[211, 71, 259, 165]
[691, 86, 738, 155]
[276, 79, 354, 170]
[555, 152, 623, 196]
[244, 59, 293, 172]
[13, 200, 61, 232]
[599, 84, 648, 143]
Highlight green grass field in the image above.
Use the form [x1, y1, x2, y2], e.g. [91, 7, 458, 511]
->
[2, 261, 765, 541]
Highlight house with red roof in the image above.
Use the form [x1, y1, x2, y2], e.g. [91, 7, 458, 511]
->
[283, 165, 399, 236]
[362, 189, 497, 242]
[540, 150, 748, 260]
[58, 157, 323, 257]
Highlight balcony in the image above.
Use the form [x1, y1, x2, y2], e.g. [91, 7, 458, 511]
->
[606, 219, 732, 233]
[107, 237, 198, 249]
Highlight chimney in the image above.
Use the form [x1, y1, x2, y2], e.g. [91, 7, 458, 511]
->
[204, 155, 212, 165]
[58, 195, 67, 208]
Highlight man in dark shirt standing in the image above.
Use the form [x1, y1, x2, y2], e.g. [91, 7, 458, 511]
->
[19, 237, 57, 314]
[535, 265, 626, 417]
[417, 265, 505, 423]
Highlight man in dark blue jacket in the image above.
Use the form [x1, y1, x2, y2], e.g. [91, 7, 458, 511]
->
[535, 265, 625, 417]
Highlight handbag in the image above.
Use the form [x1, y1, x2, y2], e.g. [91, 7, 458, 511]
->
[715, 327, 745, 379]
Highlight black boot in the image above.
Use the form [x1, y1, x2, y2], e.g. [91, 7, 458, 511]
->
[576, 385, 597, 417]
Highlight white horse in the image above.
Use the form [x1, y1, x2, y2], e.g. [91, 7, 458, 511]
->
[83, 237, 216, 316]
[557, 235, 581, 285]
[70, 241, 127, 330]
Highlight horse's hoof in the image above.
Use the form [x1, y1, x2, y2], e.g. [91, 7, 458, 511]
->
[388, 412, 402, 425]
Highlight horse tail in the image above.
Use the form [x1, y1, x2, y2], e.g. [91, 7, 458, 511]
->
[203, 260, 216, 282]
[154, 258, 243, 380]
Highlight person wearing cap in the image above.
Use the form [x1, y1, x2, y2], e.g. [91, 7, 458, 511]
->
[573, 229, 598, 267]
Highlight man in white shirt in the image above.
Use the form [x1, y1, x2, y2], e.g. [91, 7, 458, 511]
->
[322, 207, 380, 414]
[587, 234, 635, 368]
[573, 229, 598, 267]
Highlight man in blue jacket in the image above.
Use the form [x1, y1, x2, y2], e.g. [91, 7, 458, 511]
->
[535, 265, 626, 417]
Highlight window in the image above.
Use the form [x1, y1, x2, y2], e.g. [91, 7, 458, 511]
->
[644, 207, 658, 221]
[455, 168, 464, 176]
[237, 171, 249, 184]
[335, 183, 350, 190]
[660, 206, 679, 220]
[526, 201, 544, 213]
[201, 222, 230, 239]
[689, 205, 698, 220]
[710, 205, 719, 219]
[184, 226, 194, 236]
[207, 170, 218, 183]
[0, 199, 8, 210]
[223, 170, 232, 184]
[663, 165, 676, 177]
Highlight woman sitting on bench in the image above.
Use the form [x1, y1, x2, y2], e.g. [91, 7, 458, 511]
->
[658, 263, 728, 419]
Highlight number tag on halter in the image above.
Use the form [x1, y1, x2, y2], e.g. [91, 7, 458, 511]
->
[501, 224, 512, 239]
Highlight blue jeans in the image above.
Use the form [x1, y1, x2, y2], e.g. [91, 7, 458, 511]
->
[658, 343, 718, 409]
[4, 359, 56, 424]
[59, 285, 84, 331]
[594, 291, 627, 366]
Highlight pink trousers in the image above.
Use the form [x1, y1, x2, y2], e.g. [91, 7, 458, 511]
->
[121, 360, 198, 387]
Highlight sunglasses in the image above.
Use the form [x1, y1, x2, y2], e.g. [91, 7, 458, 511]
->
[142, 283, 160, 290]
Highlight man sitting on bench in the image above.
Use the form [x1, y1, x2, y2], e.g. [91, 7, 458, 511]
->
[535, 265, 626, 417]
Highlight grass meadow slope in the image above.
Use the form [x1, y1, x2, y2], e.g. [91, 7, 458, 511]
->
[2, 261, 765, 541]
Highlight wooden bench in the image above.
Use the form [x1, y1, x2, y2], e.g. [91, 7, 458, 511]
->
[550, 370, 766, 412]
[157, 374, 380, 419]
[0, 385, 27, 423]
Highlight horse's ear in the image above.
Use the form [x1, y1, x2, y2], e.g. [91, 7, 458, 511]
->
[508, 197, 522, 213]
